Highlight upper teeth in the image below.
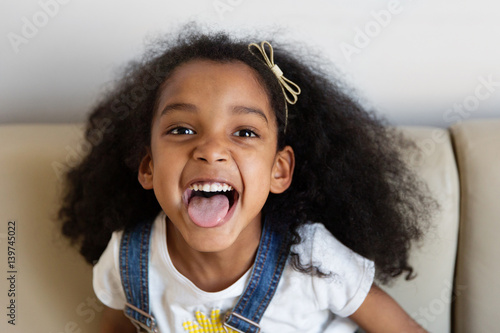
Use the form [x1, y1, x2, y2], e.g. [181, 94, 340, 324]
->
[189, 182, 233, 192]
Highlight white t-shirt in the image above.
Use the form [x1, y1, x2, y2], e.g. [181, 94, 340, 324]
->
[93, 212, 374, 333]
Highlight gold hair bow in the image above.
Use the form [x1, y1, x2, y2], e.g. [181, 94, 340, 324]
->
[248, 41, 301, 133]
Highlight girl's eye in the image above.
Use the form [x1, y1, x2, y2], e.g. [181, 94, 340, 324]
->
[233, 129, 258, 138]
[169, 127, 195, 135]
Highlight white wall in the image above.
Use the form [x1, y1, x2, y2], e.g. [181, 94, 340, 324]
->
[1, 0, 499, 127]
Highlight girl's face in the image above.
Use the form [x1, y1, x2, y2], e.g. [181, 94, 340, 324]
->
[138, 59, 294, 254]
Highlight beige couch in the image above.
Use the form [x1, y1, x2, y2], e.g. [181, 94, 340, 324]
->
[0, 119, 498, 333]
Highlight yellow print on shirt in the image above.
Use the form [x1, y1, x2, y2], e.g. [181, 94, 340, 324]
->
[182, 309, 237, 333]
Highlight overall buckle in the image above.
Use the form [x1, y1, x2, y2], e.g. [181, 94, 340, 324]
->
[124, 303, 159, 333]
[223, 311, 261, 333]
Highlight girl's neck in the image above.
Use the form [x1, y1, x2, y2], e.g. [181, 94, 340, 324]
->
[166, 219, 261, 293]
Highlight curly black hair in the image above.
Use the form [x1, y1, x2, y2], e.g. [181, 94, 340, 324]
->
[59, 26, 435, 284]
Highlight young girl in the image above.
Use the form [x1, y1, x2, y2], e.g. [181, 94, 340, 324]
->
[60, 27, 433, 332]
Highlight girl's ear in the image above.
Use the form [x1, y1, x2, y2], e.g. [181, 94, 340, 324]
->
[270, 146, 295, 194]
[138, 149, 154, 190]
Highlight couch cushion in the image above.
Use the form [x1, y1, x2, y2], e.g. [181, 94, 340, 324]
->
[0, 124, 102, 333]
[0, 124, 463, 332]
[451, 119, 500, 333]
[382, 127, 460, 333]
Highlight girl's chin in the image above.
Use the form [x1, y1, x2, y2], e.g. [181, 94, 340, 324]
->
[169, 208, 260, 253]
[185, 231, 239, 253]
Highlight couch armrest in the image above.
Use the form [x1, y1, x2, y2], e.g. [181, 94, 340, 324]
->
[451, 119, 500, 333]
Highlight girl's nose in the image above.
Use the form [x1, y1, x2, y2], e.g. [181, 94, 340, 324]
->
[192, 137, 229, 164]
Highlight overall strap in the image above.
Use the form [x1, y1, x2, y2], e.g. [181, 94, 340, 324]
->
[119, 220, 159, 333]
[224, 218, 290, 333]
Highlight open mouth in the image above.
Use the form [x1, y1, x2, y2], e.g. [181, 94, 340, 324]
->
[187, 182, 237, 207]
[183, 182, 239, 228]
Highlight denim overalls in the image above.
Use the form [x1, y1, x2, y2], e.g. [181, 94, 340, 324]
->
[119, 217, 290, 333]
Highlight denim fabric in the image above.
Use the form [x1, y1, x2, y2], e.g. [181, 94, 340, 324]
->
[223, 219, 290, 333]
[119, 220, 158, 333]
[119, 216, 289, 333]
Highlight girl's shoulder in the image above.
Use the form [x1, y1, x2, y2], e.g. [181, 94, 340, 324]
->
[292, 222, 346, 255]
[97, 212, 165, 264]
[282, 222, 375, 317]
[292, 222, 374, 277]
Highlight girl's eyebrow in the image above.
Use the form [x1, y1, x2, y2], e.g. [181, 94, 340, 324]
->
[232, 106, 268, 124]
[160, 103, 197, 117]
[160, 103, 268, 124]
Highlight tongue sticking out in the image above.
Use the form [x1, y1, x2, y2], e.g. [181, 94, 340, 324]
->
[188, 194, 230, 228]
